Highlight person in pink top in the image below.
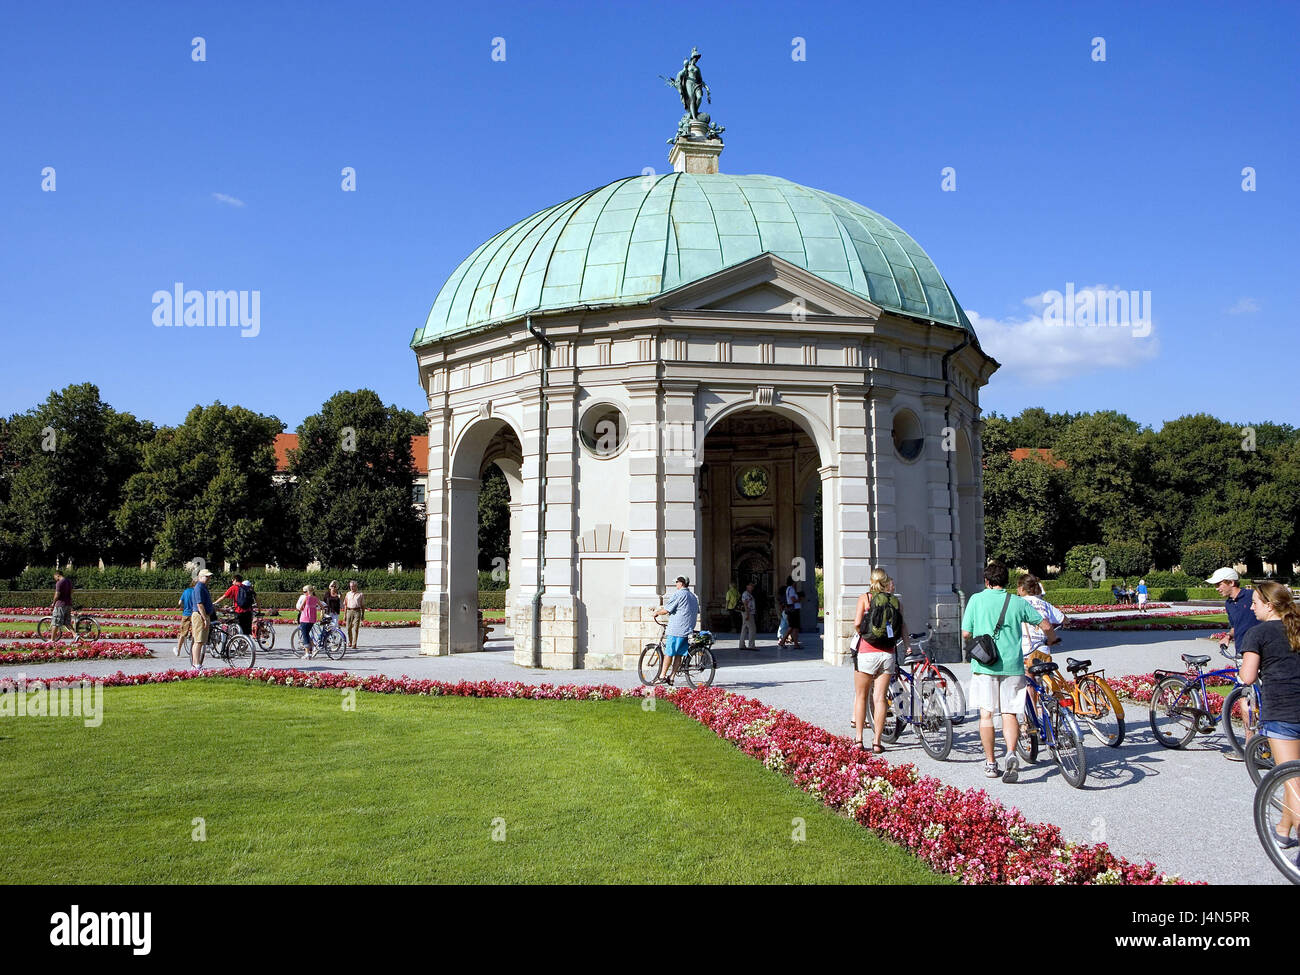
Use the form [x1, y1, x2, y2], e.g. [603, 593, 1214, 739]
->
[296, 584, 322, 660]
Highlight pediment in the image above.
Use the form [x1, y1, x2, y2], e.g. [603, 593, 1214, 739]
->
[653, 253, 883, 320]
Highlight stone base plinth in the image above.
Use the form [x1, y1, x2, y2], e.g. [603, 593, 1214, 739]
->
[419, 593, 450, 656]
[512, 598, 579, 669]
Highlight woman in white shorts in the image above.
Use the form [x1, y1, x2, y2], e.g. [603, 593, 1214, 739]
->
[851, 568, 909, 753]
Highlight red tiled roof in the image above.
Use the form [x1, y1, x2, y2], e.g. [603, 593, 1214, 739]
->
[1009, 447, 1066, 468]
[273, 433, 428, 475]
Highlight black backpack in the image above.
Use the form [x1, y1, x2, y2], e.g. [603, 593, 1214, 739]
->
[861, 593, 902, 648]
[235, 584, 254, 611]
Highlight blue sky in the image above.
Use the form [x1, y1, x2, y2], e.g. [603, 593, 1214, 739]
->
[2, 0, 1296, 431]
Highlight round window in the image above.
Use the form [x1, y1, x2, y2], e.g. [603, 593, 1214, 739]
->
[736, 466, 769, 499]
[578, 404, 628, 458]
[892, 410, 924, 461]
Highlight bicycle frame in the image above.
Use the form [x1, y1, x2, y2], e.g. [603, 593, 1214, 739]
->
[1152, 663, 1240, 724]
[1023, 670, 1069, 751]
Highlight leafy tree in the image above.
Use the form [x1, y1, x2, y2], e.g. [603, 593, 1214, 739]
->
[116, 403, 282, 567]
[291, 390, 425, 569]
[1063, 543, 1107, 584]
[1104, 539, 1150, 579]
[1053, 411, 1148, 543]
[477, 464, 510, 571]
[1181, 540, 1232, 580]
[982, 448, 1063, 574]
[0, 384, 152, 567]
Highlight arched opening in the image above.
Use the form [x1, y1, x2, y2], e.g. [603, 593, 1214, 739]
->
[448, 418, 523, 652]
[699, 408, 824, 639]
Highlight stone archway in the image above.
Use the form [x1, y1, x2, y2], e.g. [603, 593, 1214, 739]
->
[447, 417, 523, 652]
[698, 408, 826, 636]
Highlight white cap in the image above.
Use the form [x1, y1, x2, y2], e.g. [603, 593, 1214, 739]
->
[1205, 567, 1239, 585]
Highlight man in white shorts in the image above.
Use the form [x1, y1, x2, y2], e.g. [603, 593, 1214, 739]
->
[961, 562, 1057, 782]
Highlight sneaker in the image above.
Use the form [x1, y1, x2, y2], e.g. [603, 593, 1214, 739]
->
[1223, 751, 1245, 762]
[984, 761, 1002, 779]
[1272, 831, 1298, 850]
[1002, 755, 1020, 784]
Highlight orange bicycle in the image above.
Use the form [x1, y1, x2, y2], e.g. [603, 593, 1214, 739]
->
[1028, 653, 1125, 747]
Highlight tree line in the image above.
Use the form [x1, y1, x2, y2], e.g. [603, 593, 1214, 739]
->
[0, 384, 427, 574]
[982, 408, 1300, 579]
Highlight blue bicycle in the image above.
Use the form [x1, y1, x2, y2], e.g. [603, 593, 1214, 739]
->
[1015, 659, 1088, 788]
[871, 639, 954, 760]
[1148, 649, 1258, 751]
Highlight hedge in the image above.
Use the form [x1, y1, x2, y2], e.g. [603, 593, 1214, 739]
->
[0, 589, 509, 612]
[2, 566, 426, 592]
[1044, 587, 1221, 606]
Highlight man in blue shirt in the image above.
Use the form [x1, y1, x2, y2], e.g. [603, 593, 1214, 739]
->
[653, 576, 699, 685]
[190, 568, 217, 669]
[1208, 567, 1258, 653]
[176, 584, 196, 658]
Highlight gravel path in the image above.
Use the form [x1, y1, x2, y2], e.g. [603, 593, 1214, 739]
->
[7, 616, 1279, 886]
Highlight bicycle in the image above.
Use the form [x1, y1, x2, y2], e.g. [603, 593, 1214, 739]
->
[905, 629, 967, 723]
[1247, 735, 1276, 786]
[868, 641, 954, 759]
[36, 608, 100, 642]
[249, 609, 276, 653]
[637, 623, 715, 687]
[289, 613, 347, 660]
[1015, 659, 1089, 788]
[1148, 649, 1250, 750]
[1219, 680, 1262, 760]
[1253, 759, 1300, 885]
[181, 614, 257, 668]
[1040, 655, 1126, 747]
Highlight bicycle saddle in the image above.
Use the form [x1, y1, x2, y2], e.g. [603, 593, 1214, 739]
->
[1065, 657, 1091, 673]
[1028, 660, 1059, 676]
[1181, 653, 1211, 667]
[908, 632, 926, 640]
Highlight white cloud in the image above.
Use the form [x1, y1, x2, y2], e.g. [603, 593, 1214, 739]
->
[211, 192, 245, 207]
[971, 284, 1160, 384]
[1227, 297, 1259, 315]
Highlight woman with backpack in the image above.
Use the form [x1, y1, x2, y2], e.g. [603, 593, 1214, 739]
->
[851, 568, 909, 753]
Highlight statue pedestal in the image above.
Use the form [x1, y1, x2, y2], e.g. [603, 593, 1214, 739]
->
[669, 135, 724, 174]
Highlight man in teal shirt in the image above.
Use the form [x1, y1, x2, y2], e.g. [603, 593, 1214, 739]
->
[962, 562, 1057, 782]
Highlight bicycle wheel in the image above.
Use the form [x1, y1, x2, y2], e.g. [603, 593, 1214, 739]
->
[682, 647, 716, 688]
[871, 678, 904, 744]
[290, 626, 303, 655]
[1247, 735, 1276, 787]
[1016, 700, 1040, 763]
[36, 617, 53, 640]
[224, 634, 257, 669]
[1253, 761, 1300, 884]
[637, 644, 663, 685]
[916, 680, 953, 760]
[1048, 703, 1088, 789]
[75, 616, 100, 641]
[934, 665, 967, 724]
[1220, 684, 1260, 760]
[1076, 675, 1125, 748]
[255, 620, 275, 652]
[324, 627, 347, 661]
[1148, 676, 1200, 749]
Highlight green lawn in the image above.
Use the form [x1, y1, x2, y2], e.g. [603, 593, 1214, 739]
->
[0, 681, 946, 884]
[1083, 612, 1226, 630]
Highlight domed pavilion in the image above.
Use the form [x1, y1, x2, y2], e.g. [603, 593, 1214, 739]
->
[413, 69, 997, 668]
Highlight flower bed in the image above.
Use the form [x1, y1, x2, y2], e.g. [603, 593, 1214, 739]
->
[0, 642, 152, 665]
[17, 668, 1189, 885]
[1053, 603, 1171, 613]
[2, 627, 178, 640]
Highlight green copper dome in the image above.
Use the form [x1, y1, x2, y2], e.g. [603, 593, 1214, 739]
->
[412, 172, 973, 347]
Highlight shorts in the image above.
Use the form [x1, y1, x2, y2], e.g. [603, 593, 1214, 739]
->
[970, 673, 1028, 715]
[665, 635, 690, 658]
[51, 605, 71, 626]
[853, 648, 896, 676]
[1261, 720, 1300, 741]
[1137, 593, 1148, 605]
[785, 607, 801, 629]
